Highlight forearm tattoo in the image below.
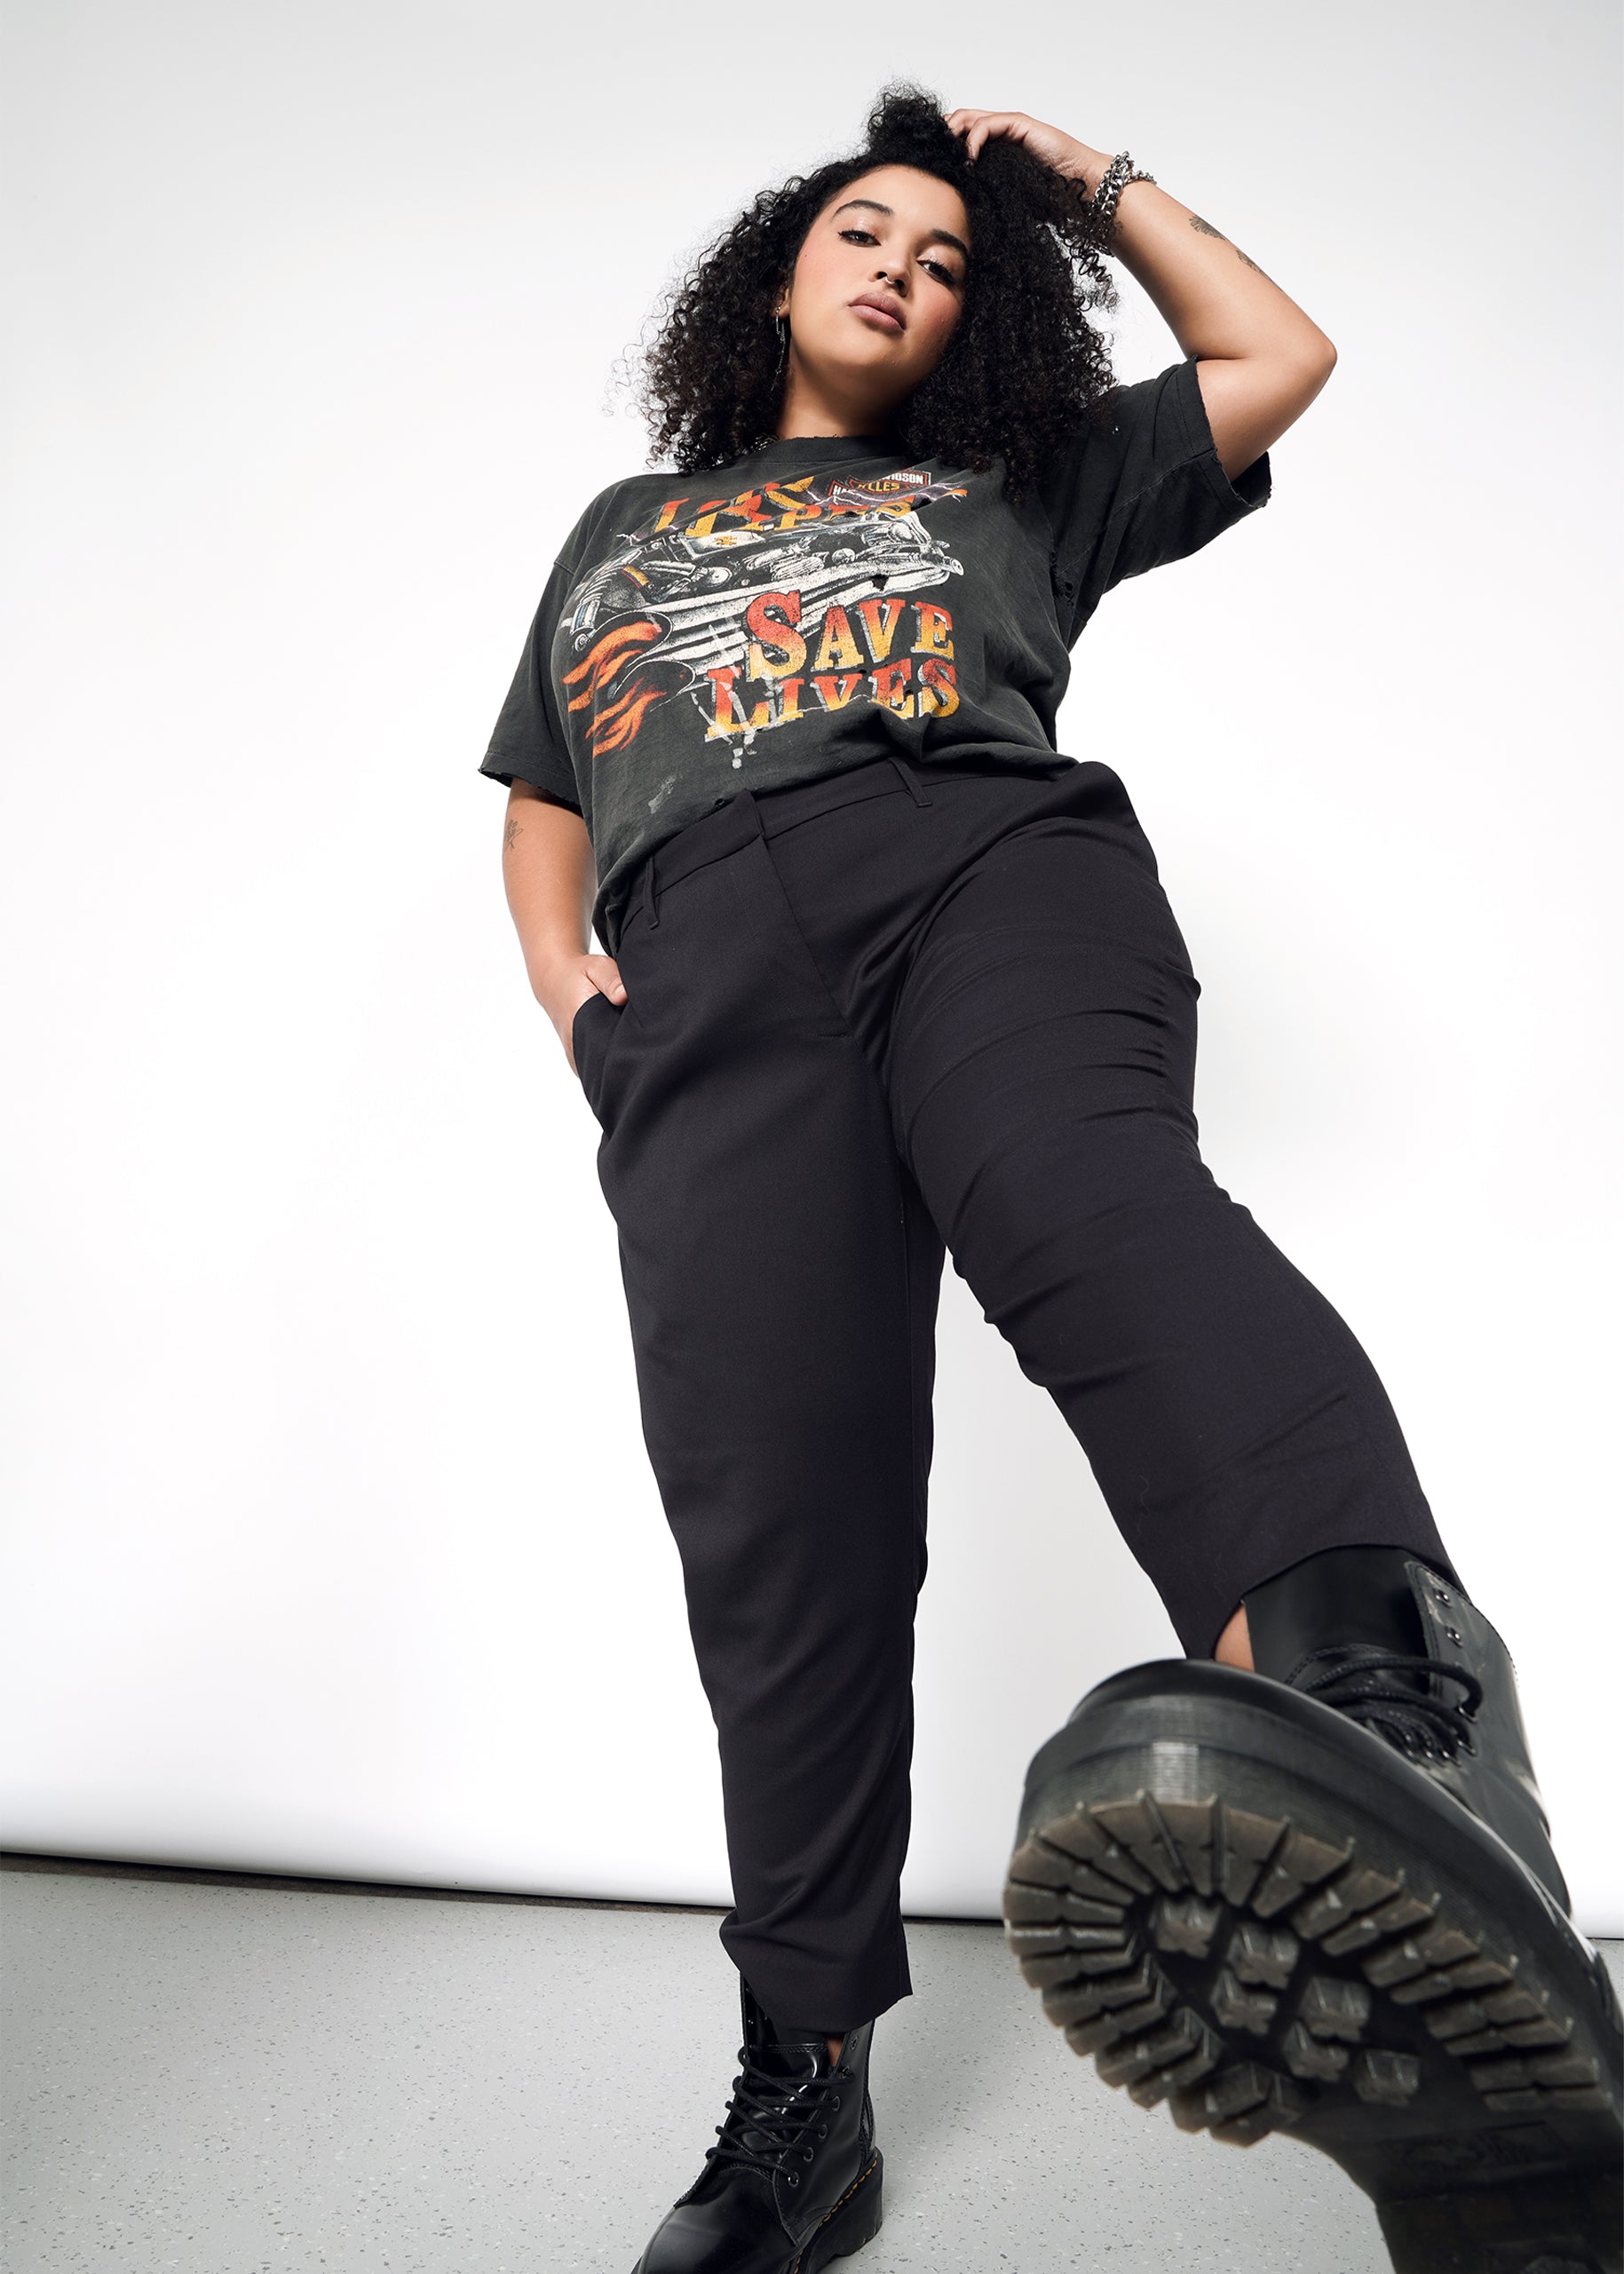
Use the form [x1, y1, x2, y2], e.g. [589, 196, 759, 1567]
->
[1190, 213, 1265, 275]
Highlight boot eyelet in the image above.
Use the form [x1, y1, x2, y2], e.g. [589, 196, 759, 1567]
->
[817, 2125, 828, 2138]
[1446, 1627, 1462, 1643]
[1433, 1589, 1450, 1604]
[785, 2173, 798, 2188]
[803, 2147, 815, 2162]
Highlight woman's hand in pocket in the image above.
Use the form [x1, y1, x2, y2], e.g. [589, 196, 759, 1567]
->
[542, 955, 627, 1075]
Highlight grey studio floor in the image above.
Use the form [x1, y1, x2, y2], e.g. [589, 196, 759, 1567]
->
[4, 1858, 1621, 2274]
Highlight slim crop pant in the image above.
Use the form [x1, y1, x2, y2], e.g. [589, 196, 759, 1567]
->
[568, 752, 1452, 2032]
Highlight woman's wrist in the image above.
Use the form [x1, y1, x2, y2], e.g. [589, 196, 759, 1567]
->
[1059, 142, 1114, 197]
[527, 944, 590, 1005]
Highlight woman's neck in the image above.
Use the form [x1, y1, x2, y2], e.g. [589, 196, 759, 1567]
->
[776, 360, 901, 442]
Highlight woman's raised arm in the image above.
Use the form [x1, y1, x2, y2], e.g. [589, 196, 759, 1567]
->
[946, 107, 1338, 482]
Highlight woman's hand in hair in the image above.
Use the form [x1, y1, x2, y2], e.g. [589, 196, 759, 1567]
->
[944, 108, 1111, 196]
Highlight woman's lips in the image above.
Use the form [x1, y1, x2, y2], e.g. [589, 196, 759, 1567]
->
[850, 298, 905, 334]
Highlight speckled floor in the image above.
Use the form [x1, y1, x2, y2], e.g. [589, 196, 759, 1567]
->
[3, 1860, 1620, 2272]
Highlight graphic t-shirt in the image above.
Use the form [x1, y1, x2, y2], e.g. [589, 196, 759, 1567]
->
[479, 351, 1270, 956]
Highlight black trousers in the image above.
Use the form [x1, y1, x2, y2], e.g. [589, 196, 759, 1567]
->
[570, 753, 1451, 2032]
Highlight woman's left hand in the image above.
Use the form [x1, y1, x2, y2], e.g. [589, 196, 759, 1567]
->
[944, 108, 1103, 186]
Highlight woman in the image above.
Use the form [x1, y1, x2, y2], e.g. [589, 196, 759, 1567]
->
[480, 88, 1620, 2274]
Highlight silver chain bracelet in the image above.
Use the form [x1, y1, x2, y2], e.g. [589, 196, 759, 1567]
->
[1085, 150, 1157, 246]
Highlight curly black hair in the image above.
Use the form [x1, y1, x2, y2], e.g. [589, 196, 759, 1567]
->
[632, 83, 1122, 504]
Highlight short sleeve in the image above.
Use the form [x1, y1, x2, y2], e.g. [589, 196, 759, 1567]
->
[1039, 353, 1271, 644]
[478, 554, 582, 813]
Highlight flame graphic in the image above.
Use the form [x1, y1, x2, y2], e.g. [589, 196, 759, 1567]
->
[561, 619, 685, 756]
[561, 620, 662, 710]
[586, 674, 679, 754]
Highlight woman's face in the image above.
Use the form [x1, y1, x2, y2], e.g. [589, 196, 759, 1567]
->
[776, 163, 970, 418]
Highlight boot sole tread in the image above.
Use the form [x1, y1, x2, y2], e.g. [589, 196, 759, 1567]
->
[1006, 1717, 1621, 2273]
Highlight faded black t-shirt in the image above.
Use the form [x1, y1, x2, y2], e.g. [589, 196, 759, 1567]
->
[479, 352, 1270, 956]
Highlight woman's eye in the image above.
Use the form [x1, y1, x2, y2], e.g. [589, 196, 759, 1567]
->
[839, 227, 960, 287]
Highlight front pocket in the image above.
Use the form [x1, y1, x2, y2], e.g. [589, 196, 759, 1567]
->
[571, 988, 607, 1074]
[571, 988, 626, 1120]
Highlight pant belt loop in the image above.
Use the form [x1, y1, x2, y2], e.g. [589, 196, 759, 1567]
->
[642, 851, 661, 930]
[886, 752, 931, 806]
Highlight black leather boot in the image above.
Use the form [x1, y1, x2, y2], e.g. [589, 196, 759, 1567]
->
[1001, 1548, 1622, 2274]
[630, 1977, 883, 2273]
[1245, 1547, 1573, 1913]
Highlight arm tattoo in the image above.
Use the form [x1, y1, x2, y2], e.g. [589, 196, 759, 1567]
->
[504, 815, 520, 851]
[1191, 212, 1267, 277]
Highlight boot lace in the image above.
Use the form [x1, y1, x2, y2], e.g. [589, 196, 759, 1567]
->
[1299, 1648, 1483, 1761]
[704, 2048, 846, 2191]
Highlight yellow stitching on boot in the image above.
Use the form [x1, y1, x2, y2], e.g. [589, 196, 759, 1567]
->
[787, 2153, 880, 2273]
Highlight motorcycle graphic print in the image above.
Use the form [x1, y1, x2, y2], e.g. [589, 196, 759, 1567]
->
[558, 464, 970, 759]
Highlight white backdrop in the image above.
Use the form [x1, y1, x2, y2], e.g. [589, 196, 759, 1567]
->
[3, 0, 1619, 1932]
